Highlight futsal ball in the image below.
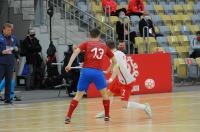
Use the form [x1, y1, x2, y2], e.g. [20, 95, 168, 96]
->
[145, 79, 155, 89]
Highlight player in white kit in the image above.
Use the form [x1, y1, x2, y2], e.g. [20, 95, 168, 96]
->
[96, 40, 152, 118]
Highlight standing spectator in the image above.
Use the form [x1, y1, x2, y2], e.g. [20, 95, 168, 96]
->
[0, 23, 21, 101]
[126, 0, 147, 17]
[61, 45, 84, 97]
[21, 29, 42, 90]
[0, 23, 18, 104]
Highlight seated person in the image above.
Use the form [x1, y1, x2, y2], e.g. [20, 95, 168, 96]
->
[102, 0, 126, 16]
[190, 31, 200, 59]
[139, 15, 163, 38]
[126, 0, 148, 18]
[116, 11, 137, 54]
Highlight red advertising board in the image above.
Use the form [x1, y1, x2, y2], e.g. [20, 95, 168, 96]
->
[87, 53, 172, 98]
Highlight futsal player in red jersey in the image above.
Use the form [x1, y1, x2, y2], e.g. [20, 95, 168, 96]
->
[64, 28, 117, 124]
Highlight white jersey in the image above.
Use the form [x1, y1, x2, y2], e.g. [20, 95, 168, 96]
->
[113, 50, 135, 85]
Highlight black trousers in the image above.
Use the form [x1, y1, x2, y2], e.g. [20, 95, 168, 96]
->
[68, 70, 79, 94]
[26, 64, 37, 90]
[0, 64, 13, 101]
[127, 12, 143, 18]
[63, 70, 79, 95]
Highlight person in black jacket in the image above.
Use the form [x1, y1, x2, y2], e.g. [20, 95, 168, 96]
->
[22, 29, 42, 90]
[139, 16, 163, 38]
[116, 11, 136, 54]
[61, 45, 84, 97]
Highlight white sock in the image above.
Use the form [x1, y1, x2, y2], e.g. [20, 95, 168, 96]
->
[127, 101, 146, 110]
[109, 96, 114, 104]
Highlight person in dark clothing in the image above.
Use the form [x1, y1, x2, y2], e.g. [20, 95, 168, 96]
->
[190, 31, 200, 59]
[116, 21, 136, 42]
[0, 24, 21, 101]
[22, 28, 42, 90]
[0, 23, 18, 104]
[62, 45, 84, 97]
[116, 11, 137, 54]
[139, 16, 163, 38]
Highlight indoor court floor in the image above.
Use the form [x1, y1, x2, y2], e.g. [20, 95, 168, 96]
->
[0, 90, 200, 132]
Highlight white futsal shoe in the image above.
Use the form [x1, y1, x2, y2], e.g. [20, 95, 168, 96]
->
[95, 111, 105, 118]
[144, 103, 152, 119]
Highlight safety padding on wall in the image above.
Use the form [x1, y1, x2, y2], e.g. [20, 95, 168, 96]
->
[87, 53, 173, 98]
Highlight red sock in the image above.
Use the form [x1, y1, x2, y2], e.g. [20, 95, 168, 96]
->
[66, 99, 78, 118]
[103, 100, 110, 117]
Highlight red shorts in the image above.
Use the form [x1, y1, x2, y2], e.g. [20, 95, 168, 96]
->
[108, 78, 133, 101]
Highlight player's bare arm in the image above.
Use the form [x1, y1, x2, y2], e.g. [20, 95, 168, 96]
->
[65, 48, 81, 72]
[107, 63, 119, 84]
[107, 56, 117, 74]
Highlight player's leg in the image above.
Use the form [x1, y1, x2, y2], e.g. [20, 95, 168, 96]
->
[121, 86, 152, 118]
[99, 88, 110, 121]
[65, 91, 85, 124]
[0, 78, 5, 92]
[127, 101, 152, 118]
[95, 90, 114, 118]
[65, 68, 90, 124]
[93, 69, 110, 121]
[96, 81, 117, 118]
[0, 78, 5, 101]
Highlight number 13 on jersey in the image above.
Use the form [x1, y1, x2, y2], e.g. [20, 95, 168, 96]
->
[91, 48, 104, 59]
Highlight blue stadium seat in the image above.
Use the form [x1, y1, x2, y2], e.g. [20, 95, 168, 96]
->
[180, 25, 191, 35]
[145, 5, 155, 15]
[150, 15, 163, 26]
[146, 0, 158, 4]
[191, 14, 200, 24]
[163, 4, 175, 15]
[159, 0, 167, 5]
[130, 16, 140, 27]
[168, 0, 176, 5]
[158, 26, 171, 36]
[193, 3, 200, 14]
[163, 46, 178, 65]
[157, 36, 169, 47]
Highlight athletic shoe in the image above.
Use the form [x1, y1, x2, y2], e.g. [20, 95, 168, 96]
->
[104, 117, 109, 122]
[0, 96, 4, 101]
[95, 111, 105, 118]
[13, 96, 22, 101]
[144, 103, 152, 119]
[4, 100, 13, 105]
[64, 117, 71, 124]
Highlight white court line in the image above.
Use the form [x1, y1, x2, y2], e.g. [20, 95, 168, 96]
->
[1, 93, 200, 111]
[1, 100, 200, 122]
[0, 122, 200, 131]
[0, 92, 200, 122]
[0, 93, 200, 131]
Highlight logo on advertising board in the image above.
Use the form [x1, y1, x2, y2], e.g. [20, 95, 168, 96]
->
[126, 56, 139, 81]
[144, 79, 155, 89]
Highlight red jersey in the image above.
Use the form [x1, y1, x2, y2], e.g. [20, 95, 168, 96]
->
[102, 0, 117, 14]
[79, 41, 114, 70]
[127, 0, 144, 14]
